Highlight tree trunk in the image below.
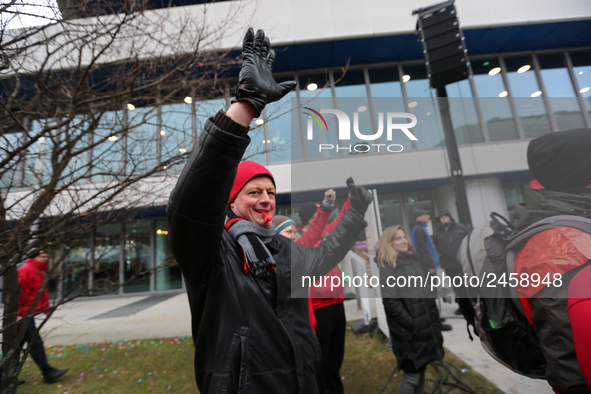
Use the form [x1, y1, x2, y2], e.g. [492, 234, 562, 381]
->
[1, 265, 21, 394]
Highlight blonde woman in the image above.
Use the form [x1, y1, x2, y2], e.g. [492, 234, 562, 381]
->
[376, 225, 444, 394]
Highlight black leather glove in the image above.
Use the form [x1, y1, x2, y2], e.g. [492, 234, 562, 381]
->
[232, 28, 297, 118]
[346, 177, 373, 216]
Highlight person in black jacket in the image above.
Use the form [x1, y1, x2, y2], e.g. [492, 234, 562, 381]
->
[432, 210, 469, 315]
[376, 225, 445, 394]
[166, 27, 372, 394]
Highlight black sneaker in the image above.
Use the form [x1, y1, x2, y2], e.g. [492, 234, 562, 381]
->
[385, 337, 392, 349]
[18, 380, 25, 386]
[43, 368, 69, 383]
[454, 308, 463, 316]
[441, 323, 453, 331]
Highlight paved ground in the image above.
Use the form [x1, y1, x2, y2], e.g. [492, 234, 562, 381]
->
[4, 292, 552, 393]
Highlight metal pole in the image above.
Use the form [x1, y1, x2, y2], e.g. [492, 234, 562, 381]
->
[436, 86, 472, 227]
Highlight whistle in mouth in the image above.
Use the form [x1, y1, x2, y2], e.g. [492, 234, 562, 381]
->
[262, 211, 272, 223]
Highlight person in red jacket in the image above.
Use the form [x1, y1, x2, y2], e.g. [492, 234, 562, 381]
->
[14, 248, 68, 383]
[512, 128, 591, 393]
[298, 184, 355, 394]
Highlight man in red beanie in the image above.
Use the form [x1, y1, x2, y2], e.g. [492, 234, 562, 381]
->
[511, 128, 591, 393]
[167, 28, 372, 394]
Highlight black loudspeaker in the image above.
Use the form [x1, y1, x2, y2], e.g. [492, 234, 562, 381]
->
[413, 0, 470, 88]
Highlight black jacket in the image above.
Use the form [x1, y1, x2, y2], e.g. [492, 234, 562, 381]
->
[432, 211, 469, 272]
[167, 115, 367, 394]
[379, 254, 445, 371]
[412, 222, 436, 273]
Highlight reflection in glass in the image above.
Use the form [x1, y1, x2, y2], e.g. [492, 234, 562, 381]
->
[333, 69, 377, 156]
[23, 120, 44, 187]
[445, 80, 484, 144]
[124, 220, 151, 293]
[94, 223, 121, 293]
[62, 230, 91, 297]
[471, 58, 519, 141]
[126, 106, 158, 175]
[301, 96, 340, 160]
[403, 192, 434, 232]
[570, 50, 591, 119]
[45, 243, 63, 300]
[504, 55, 551, 138]
[502, 183, 525, 221]
[155, 218, 182, 290]
[299, 71, 332, 99]
[378, 194, 403, 231]
[0, 131, 23, 188]
[537, 53, 586, 131]
[195, 98, 227, 136]
[92, 111, 125, 182]
[367, 66, 413, 152]
[401, 64, 443, 149]
[160, 102, 192, 170]
[267, 76, 298, 163]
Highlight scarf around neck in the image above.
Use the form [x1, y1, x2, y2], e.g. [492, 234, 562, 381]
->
[398, 245, 416, 264]
[225, 210, 277, 277]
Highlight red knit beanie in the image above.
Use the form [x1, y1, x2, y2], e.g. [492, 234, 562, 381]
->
[228, 161, 276, 204]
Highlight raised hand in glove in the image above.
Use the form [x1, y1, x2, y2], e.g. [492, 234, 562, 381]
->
[346, 177, 373, 216]
[232, 28, 297, 118]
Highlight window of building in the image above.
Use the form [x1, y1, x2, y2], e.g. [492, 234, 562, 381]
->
[267, 74, 299, 163]
[298, 70, 340, 160]
[471, 58, 519, 142]
[0, 131, 23, 189]
[126, 105, 158, 175]
[154, 218, 182, 290]
[502, 183, 526, 221]
[160, 102, 193, 169]
[377, 193, 404, 231]
[195, 98, 227, 135]
[94, 223, 121, 293]
[569, 50, 591, 119]
[92, 110, 125, 182]
[23, 120, 44, 187]
[503, 55, 552, 139]
[123, 219, 151, 293]
[403, 192, 435, 235]
[367, 65, 413, 152]
[401, 64, 444, 150]
[537, 53, 586, 131]
[62, 230, 91, 297]
[333, 68, 377, 156]
[445, 80, 484, 144]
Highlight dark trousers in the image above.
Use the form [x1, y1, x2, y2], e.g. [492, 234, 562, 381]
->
[0, 318, 52, 382]
[315, 302, 346, 394]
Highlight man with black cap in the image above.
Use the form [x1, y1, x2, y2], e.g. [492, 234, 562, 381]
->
[511, 128, 591, 393]
[432, 210, 469, 315]
[167, 27, 372, 394]
[1, 248, 69, 384]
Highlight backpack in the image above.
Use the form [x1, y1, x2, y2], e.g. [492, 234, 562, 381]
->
[457, 213, 591, 379]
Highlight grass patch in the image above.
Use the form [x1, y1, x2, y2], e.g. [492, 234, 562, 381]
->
[19, 337, 195, 394]
[18, 328, 503, 393]
[342, 329, 504, 393]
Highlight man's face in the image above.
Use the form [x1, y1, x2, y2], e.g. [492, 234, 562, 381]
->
[35, 253, 49, 263]
[417, 213, 431, 223]
[439, 215, 451, 224]
[230, 176, 276, 228]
